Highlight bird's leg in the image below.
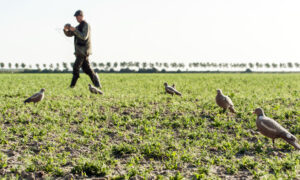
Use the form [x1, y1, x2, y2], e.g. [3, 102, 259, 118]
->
[272, 139, 276, 150]
[222, 108, 226, 113]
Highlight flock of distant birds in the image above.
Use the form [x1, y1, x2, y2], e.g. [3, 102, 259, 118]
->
[23, 82, 300, 151]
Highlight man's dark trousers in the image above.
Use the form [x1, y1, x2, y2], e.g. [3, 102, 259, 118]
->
[70, 55, 100, 88]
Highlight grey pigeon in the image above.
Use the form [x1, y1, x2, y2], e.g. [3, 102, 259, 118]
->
[164, 82, 182, 96]
[215, 89, 235, 113]
[253, 108, 300, 150]
[89, 84, 103, 95]
[24, 88, 45, 104]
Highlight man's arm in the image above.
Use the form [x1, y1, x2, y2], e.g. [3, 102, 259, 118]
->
[73, 23, 89, 40]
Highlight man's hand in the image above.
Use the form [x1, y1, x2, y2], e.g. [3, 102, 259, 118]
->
[69, 26, 76, 32]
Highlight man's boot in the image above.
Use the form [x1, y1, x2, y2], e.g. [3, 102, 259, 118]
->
[70, 76, 79, 88]
[93, 73, 102, 89]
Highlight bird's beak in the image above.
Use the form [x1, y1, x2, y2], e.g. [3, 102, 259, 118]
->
[252, 111, 255, 114]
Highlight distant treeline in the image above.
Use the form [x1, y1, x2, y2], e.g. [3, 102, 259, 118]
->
[0, 61, 299, 73]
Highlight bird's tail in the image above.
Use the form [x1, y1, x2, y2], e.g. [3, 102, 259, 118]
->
[174, 91, 182, 96]
[286, 140, 300, 150]
[98, 90, 103, 95]
[229, 106, 236, 113]
[282, 135, 300, 150]
[292, 142, 300, 150]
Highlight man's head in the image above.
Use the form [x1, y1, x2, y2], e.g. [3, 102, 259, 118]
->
[74, 10, 84, 23]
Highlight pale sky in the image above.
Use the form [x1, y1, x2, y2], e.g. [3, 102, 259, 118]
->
[1, 0, 300, 65]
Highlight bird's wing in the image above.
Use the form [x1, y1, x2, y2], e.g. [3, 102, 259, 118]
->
[259, 116, 287, 134]
[91, 87, 97, 93]
[173, 89, 182, 95]
[90, 86, 102, 94]
[285, 133, 297, 141]
[168, 86, 181, 95]
[27, 92, 41, 101]
[166, 86, 174, 93]
[97, 89, 103, 94]
[216, 95, 229, 108]
[224, 96, 234, 106]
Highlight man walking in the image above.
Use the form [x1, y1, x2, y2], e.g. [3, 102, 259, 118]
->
[63, 10, 101, 88]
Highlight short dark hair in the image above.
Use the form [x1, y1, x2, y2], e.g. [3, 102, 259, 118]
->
[74, 10, 83, 17]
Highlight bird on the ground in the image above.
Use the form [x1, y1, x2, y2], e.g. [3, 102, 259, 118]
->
[253, 108, 300, 150]
[24, 88, 45, 104]
[164, 82, 182, 96]
[89, 84, 103, 95]
[215, 89, 235, 113]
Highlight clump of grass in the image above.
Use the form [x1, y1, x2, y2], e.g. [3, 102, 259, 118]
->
[112, 143, 137, 157]
[71, 161, 108, 177]
[141, 142, 166, 159]
[0, 153, 7, 169]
